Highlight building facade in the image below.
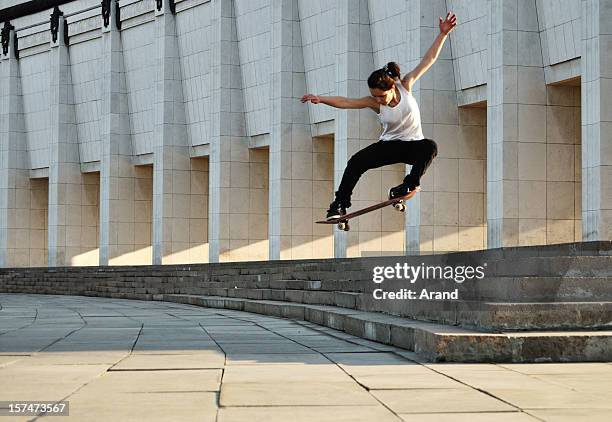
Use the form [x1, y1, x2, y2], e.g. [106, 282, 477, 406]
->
[0, 0, 610, 266]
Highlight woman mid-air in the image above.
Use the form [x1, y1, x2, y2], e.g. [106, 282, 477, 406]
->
[302, 12, 457, 220]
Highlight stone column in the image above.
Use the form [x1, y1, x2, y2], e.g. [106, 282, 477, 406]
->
[269, 0, 314, 259]
[99, 0, 141, 265]
[151, 0, 191, 264]
[0, 25, 32, 267]
[334, 0, 378, 258]
[405, 0, 424, 254]
[487, 0, 547, 247]
[209, 0, 248, 262]
[581, 0, 612, 241]
[406, 0, 487, 254]
[47, 12, 83, 266]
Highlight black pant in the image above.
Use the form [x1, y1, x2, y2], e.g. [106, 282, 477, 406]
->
[335, 138, 438, 206]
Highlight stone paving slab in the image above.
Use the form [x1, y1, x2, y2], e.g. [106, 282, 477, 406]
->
[526, 409, 612, 421]
[485, 386, 612, 409]
[217, 406, 401, 422]
[525, 373, 612, 394]
[498, 362, 612, 374]
[111, 352, 225, 370]
[219, 342, 315, 355]
[397, 412, 540, 421]
[428, 364, 571, 390]
[17, 351, 128, 365]
[371, 388, 516, 413]
[350, 372, 467, 390]
[225, 353, 330, 365]
[77, 318, 143, 328]
[0, 364, 110, 401]
[212, 337, 290, 345]
[220, 382, 379, 406]
[222, 364, 351, 384]
[132, 340, 219, 352]
[39, 391, 218, 422]
[81, 369, 223, 393]
[138, 327, 212, 336]
[0, 355, 24, 367]
[43, 341, 135, 353]
[0, 339, 61, 353]
[304, 344, 378, 353]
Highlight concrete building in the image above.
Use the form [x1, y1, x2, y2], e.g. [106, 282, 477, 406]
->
[0, 0, 610, 267]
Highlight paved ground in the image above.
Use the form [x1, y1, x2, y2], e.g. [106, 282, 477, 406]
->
[0, 294, 611, 421]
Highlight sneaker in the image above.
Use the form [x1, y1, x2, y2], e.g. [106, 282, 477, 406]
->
[326, 199, 347, 220]
[388, 183, 420, 200]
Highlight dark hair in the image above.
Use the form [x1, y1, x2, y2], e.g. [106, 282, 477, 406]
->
[367, 62, 400, 90]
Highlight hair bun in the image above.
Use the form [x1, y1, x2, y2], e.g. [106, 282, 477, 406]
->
[385, 62, 400, 79]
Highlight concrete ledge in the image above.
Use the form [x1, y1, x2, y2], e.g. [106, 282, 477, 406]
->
[457, 84, 486, 107]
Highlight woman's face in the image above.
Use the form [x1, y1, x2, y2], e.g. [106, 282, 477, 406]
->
[370, 87, 395, 105]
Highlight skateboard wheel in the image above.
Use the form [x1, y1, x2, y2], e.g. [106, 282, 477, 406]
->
[338, 221, 349, 231]
[394, 203, 406, 212]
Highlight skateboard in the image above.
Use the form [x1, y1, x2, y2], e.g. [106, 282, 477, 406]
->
[316, 187, 421, 231]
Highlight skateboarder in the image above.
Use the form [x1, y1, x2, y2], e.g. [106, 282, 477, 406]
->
[301, 12, 456, 220]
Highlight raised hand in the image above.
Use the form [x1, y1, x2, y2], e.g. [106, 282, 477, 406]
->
[301, 94, 321, 104]
[439, 12, 457, 35]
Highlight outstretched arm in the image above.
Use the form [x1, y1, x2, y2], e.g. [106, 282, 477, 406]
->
[301, 94, 378, 111]
[402, 12, 457, 91]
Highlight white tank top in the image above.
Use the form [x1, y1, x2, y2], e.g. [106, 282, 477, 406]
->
[377, 81, 424, 142]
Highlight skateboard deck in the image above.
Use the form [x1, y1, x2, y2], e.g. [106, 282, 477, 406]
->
[316, 187, 421, 231]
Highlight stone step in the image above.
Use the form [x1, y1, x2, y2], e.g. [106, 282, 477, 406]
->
[203, 252, 612, 284]
[363, 299, 612, 331]
[457, 275, 612, 302]
[160, 293, 612, 363]
[375, 275, 612, 302]
[210, 279, 357, 292]
[202, 287, 360, 309]
[484, 256, 612, 277]
[200, 286, 612, 331]
[456, 301, 612, 331]
[200, 274, 612, 303]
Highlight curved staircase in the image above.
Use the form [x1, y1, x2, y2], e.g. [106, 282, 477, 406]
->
[1, 241, 611, 362]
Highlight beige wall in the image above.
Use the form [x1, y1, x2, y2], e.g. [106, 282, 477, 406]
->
[418, 106, 488, 254]
[70, 173, 100, 266]
[108, 165, 152, 266]
[4, 175, 48, 268]
[347, 151, 405, 258]
[310, 136, 334, 258]
[544, 84, 582, 244]
[220, 148, 269, 262]
[29, 179, 49, 267]
[184, 157, 209, 264]
[156, 157, 210, 265]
